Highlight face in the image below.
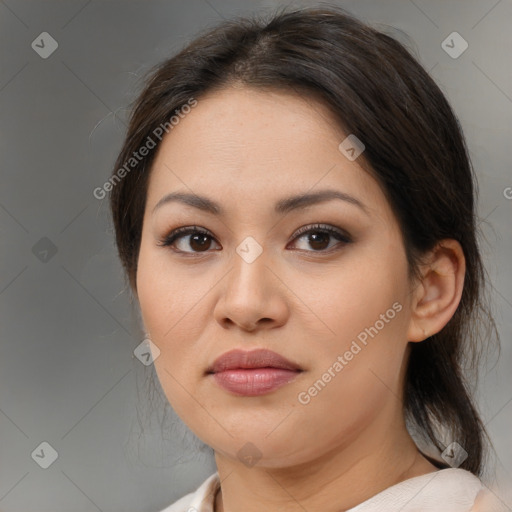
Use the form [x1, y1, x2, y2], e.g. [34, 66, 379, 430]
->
[136, 86, 416, 468]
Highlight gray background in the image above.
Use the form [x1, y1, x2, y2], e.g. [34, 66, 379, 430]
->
[0, 0, 511, 511]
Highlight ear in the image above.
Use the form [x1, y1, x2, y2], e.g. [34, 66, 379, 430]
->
[407, 239, 465, 342]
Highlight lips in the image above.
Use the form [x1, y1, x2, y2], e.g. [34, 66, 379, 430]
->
[206, 348, 303, 397]
[207, 348, 302, 374]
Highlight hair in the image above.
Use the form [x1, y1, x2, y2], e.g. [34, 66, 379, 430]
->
[109, 5, 497, 476]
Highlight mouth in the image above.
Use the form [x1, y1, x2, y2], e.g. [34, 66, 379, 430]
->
[205, 348, 303, 397]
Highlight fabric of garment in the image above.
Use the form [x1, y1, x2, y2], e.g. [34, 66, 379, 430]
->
[159, 468, 487, 512]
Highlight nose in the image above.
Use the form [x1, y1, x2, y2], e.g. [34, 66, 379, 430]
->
[213, 245, 289, 332]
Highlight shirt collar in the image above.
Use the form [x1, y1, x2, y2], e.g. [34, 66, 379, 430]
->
[185, 468, 482, 511]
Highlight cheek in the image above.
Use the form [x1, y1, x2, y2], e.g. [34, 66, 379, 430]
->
[302, 250, 410, 409]
[137, 243, 199, 335]
[295, 280, 409, 446]
[136, 247, 187, 358]
[136, 245, 214, 388]
[312, 252, 407, 341]
[136, 256, 202, 419]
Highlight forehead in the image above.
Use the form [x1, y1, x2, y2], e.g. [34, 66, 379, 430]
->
[146, 86, 388, 219]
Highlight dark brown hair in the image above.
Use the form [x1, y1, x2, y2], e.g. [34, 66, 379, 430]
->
[109, 5, 496, 475]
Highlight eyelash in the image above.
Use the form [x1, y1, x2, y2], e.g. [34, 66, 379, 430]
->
[157, 223, 352, 256]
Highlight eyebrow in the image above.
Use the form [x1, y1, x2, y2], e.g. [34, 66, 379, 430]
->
[152, 188, 369, 216]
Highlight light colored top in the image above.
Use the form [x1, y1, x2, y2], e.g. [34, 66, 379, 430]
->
[160, 468, 486, 512]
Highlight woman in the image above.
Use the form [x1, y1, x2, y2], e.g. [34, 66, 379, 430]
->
[109, 6, 501, 511]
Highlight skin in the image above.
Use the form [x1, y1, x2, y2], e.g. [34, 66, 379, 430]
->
[135, 85, 466, 512]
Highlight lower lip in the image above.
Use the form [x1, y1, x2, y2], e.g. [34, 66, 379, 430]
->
[211, 368, 301, 396]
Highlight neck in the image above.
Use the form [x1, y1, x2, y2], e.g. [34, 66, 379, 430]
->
[213, 414, 438, 512]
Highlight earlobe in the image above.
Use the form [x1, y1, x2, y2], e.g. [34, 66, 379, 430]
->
[406, 239, 465, 343]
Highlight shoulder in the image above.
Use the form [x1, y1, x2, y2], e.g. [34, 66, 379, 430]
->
[349, 468, 484, 511]
[158, 473, 219, 512]
[469, 485, 510, 512]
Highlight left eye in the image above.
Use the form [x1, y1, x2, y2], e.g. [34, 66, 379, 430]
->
[291, 224, 352, 252]
[158, 223, 352, 254]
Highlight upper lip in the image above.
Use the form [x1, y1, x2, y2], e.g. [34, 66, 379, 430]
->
[207, 348, 302, 374]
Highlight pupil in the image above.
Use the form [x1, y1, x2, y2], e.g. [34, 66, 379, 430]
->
[191, 234, 210, 251]
[309, 232, 329, 250]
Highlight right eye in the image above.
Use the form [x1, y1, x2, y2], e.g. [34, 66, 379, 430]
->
[157, 226, 221, 254]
